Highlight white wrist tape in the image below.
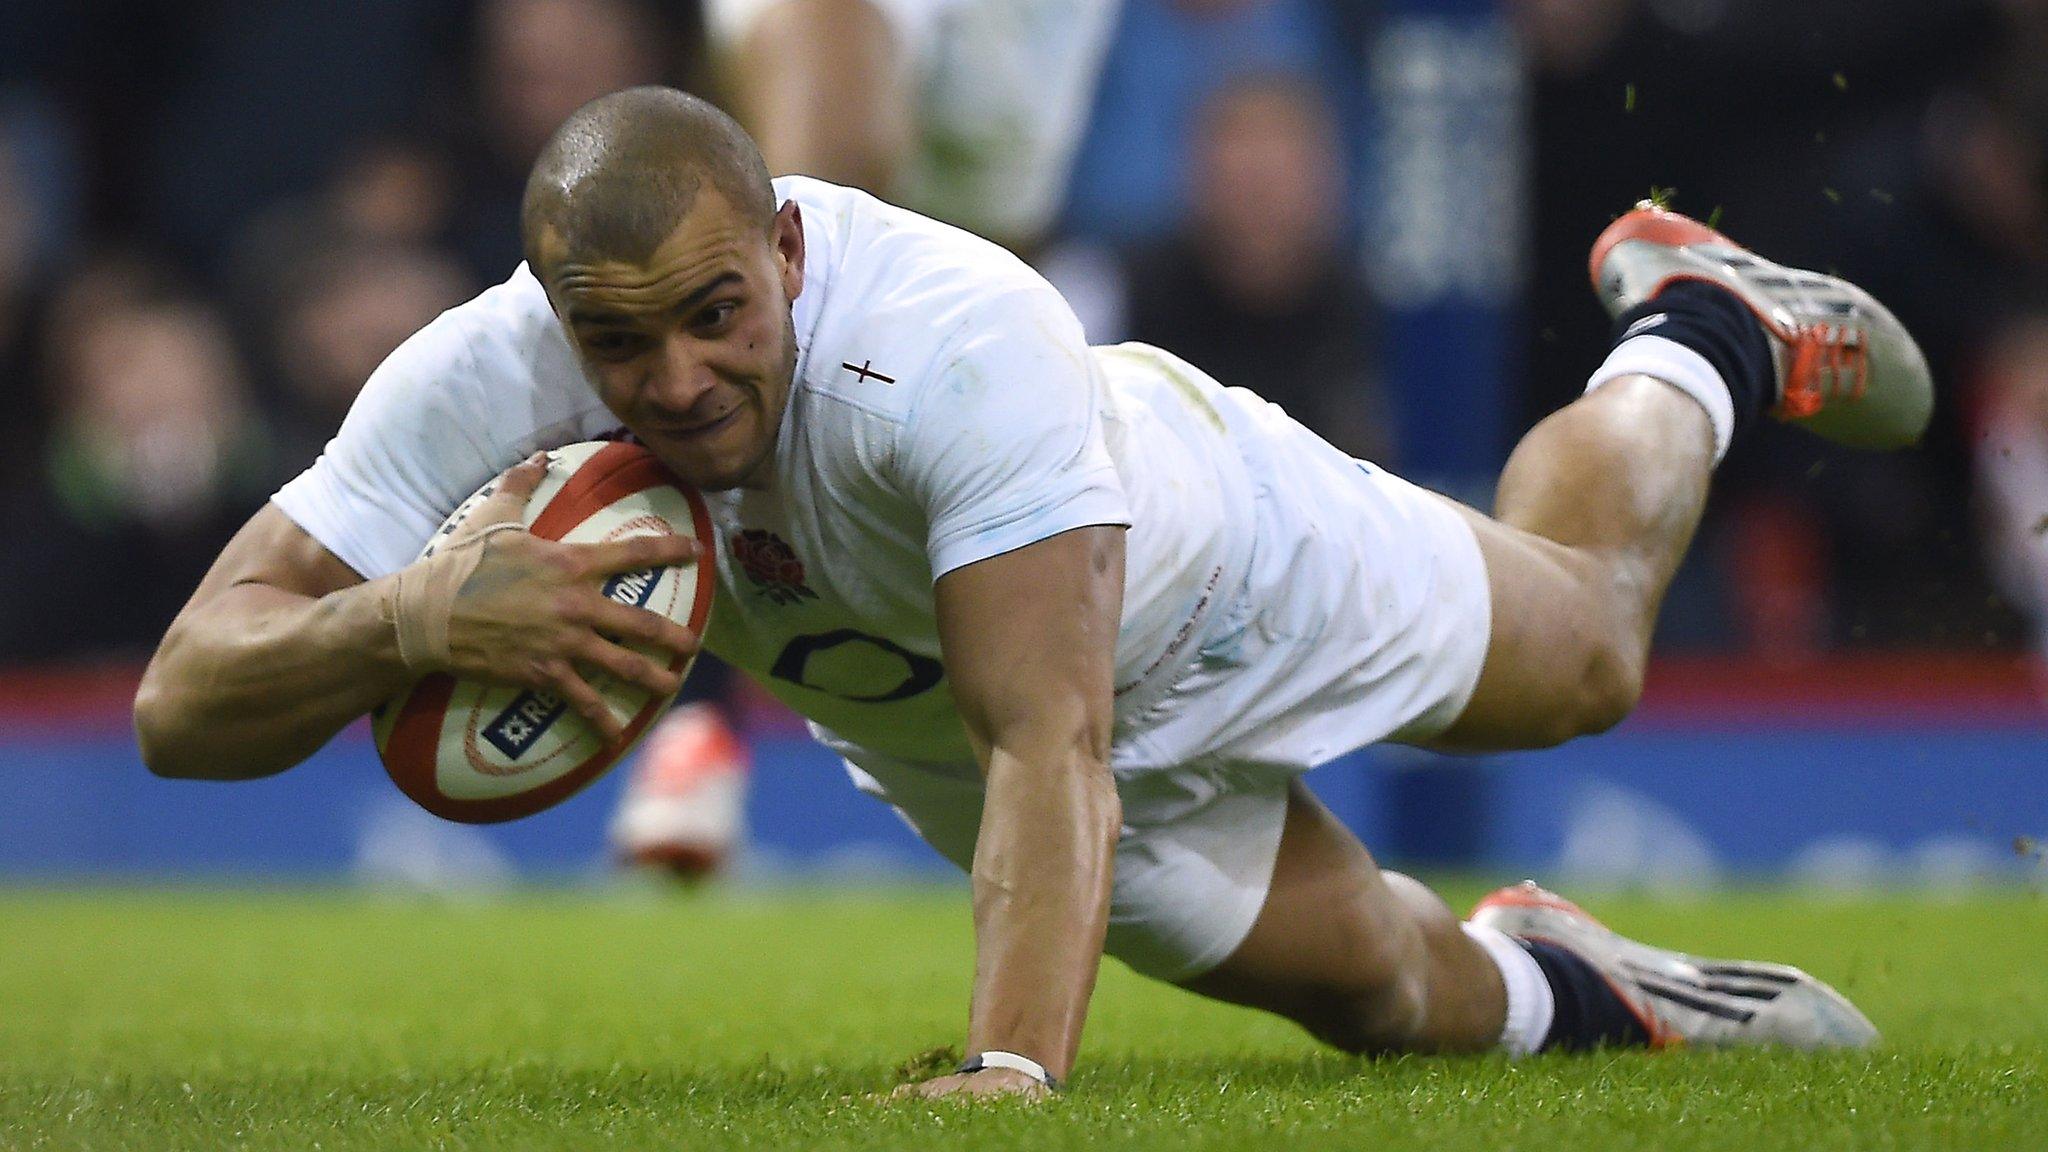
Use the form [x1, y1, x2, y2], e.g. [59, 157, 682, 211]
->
[958, 1049, 1059, 1089]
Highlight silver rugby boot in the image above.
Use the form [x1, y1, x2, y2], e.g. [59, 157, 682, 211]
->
[1471, 881, 1880, 1051]
[1590, 201, 1933, 449]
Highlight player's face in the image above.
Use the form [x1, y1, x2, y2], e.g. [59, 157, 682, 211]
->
[541, 191, 804, 491]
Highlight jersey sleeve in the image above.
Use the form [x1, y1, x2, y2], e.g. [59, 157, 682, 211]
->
[270, 311, 506, 580]
[894, 285, 1131, 579]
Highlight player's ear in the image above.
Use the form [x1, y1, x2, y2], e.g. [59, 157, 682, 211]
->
[774, 201, 804, 300]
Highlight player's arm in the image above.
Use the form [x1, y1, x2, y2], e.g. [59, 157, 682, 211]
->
[720, 0, 913, 191]
[134, 503, 406, 780]
[134, 460, 697, 781]
[916, 523, 1126, 1096]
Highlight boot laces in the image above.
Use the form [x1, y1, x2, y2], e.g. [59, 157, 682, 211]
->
[1779, 322, 1868, 419]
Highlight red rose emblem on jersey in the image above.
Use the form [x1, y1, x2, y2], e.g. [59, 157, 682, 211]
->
[729, 529, 820, 606]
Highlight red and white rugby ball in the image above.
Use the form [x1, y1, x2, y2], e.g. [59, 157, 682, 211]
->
[373, 440, 714, 823]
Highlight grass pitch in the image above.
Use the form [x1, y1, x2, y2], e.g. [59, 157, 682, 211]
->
[2, 884, 2042, 1150]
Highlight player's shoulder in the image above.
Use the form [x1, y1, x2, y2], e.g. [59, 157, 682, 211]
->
[340, 261, 615, 482]
[781, 176, 1079, 421]
[365, 264, 595, 418]
[779, 175, 1046, 298]
[432, 263, 579, 383]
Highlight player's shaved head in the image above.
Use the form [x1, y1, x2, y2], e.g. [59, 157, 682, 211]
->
[521, 86, 776, 271]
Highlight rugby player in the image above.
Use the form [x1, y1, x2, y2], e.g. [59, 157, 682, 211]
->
[136, 88, 1914, 1098]
[609, 0, 1123, 872]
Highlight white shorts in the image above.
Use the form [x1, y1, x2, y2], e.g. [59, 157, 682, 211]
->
[819, 420, 1493, 982]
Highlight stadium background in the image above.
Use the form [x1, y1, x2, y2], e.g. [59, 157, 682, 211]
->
[0, 0, 2042, 888]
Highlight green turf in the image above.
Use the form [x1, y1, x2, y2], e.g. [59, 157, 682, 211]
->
[2, 884, 2042, 1150]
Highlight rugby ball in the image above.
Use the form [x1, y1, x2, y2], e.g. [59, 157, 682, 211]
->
[373, 440, 714, 823]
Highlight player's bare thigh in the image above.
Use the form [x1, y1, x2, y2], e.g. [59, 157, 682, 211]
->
[1421, 498, 1645, 752]
[1419, 376, 1717, 751]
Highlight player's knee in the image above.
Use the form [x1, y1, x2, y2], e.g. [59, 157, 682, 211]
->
[1514, 637, 1642, 749]
[133, 679, 202, 779]
[1574, 637, 1644, 737]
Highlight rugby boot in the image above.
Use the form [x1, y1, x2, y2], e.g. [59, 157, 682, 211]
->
[608, 702, 749, 879]
[1471, 880, 1880, 1050]
[1590, 201, 1932, 448]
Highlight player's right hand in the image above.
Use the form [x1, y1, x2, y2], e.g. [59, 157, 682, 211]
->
[433, 455, 702, 741]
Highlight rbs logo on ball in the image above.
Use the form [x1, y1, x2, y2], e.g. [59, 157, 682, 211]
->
[481, 566, 664, 760]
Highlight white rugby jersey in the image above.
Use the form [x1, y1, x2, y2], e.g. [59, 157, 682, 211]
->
[274, 177, 1260, 763]
[705, 0, 1118, 243]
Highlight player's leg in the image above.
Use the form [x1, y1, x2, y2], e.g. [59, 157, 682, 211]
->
[1429, 203, 1932, 751]
[1468, 879, 1878, 1049]
[1175, 780, 1514, 1054]
[1176, 779, 1877, 1056]
[1177, 204, 1923, 1057]
[609, 656, 752, 877]
[1425, 372, 1715, 750]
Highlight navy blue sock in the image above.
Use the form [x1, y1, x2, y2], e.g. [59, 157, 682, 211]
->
[1610, 280, 1777, 442]
[1518, 938, 1653, 1052]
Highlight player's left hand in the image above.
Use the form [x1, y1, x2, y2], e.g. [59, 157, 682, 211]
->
[888, 1068, 1050, 1102]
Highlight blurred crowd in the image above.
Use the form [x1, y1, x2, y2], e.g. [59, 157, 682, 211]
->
[1514, 0, 2048, 659]
[0, 0, 2042, 666]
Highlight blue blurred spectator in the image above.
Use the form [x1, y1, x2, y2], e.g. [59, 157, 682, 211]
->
[1059, 0, 1363, 244]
